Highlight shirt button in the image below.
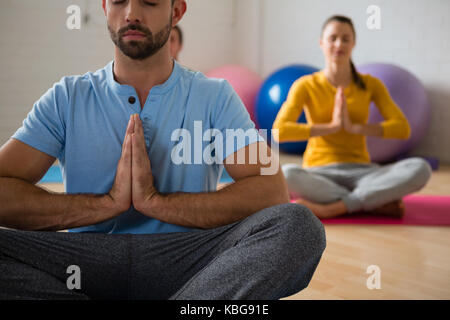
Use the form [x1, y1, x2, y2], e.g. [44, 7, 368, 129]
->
[128, 96, 136, 104]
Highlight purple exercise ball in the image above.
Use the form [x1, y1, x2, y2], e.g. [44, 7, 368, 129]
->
[357, 63, 430, 163]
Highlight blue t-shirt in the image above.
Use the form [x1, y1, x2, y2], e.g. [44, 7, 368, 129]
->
[12, 60, 264, 234]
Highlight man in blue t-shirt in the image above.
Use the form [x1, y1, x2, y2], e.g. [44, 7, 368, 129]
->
[0, 0, 325, 299]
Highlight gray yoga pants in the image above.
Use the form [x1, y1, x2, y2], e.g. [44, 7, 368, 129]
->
[282, 157, 432, 213]
[0, 203, 326, 300]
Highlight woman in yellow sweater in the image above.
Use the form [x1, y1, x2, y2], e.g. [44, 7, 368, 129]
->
[272, 15, 431, 219]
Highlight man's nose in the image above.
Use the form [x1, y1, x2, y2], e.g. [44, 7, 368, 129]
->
[125, 0, 143, 23]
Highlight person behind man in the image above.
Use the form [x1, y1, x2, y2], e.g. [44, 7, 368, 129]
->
[0, 0, 325, 299]
[169, 24, 183, 60]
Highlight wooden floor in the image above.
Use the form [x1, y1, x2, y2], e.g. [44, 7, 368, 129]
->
[39, 154, 450, 300]
[277, 153, 450, 300]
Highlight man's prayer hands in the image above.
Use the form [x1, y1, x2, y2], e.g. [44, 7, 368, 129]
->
[107, 114, 158, 215]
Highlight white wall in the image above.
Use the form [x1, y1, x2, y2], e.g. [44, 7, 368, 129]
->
[1, 0, 449, 163]
[234, 0, 263, 74]
[179, 0, 235, 72]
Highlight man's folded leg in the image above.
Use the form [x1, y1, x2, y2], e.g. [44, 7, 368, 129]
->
[0, 202, 326, 300]
[0, 228, 130, 300]
[130, 203, 326, 300]
[0, 255, 89, 300]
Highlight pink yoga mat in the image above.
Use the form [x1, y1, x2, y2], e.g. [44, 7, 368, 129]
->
[291, 195, 450, 226]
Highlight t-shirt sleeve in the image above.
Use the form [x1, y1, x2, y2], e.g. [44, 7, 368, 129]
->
[212, 80, 265, 162]
[370, 76, 411, 139]
[11, 78, 68, 159]
[272, 77, 312, 142]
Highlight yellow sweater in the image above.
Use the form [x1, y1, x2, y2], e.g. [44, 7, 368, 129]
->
[272, 71, 411, 168]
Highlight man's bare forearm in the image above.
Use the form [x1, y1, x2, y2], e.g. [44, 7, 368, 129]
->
[138, 174, 290, 229]
[0, 177, 118, 231]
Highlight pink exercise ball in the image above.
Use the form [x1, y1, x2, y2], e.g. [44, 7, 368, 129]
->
[206, 65, 262, 127]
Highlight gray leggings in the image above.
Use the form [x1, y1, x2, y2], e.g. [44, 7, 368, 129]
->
[0, 203, 326, 300]
[282, 157, 432, 213]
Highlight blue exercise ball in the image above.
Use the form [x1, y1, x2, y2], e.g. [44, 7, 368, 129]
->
[255, 64, 319, 154]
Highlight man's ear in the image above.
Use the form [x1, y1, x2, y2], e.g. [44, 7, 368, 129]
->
[172, 0, 187, 27]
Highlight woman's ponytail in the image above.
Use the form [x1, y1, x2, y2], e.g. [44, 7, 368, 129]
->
[350, 59, 366, 90]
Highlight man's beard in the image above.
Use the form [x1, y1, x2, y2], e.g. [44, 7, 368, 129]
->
[108, 20, 172, 60]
